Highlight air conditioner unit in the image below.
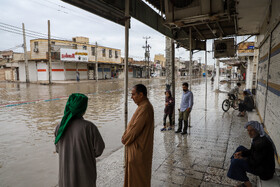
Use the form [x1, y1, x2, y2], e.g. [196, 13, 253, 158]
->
[164, 0, 224, 24]
[214, 38, 235, 58]
[33, 48, 39, 53]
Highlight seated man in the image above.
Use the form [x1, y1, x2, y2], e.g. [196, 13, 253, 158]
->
[227, 121, 275, 187]
[238, 91, 254, 117]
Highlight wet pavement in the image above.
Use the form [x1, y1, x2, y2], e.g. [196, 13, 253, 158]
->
[0, 77, 256, 187]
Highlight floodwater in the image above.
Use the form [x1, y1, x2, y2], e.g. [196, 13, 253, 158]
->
[0, 77, 232, 187]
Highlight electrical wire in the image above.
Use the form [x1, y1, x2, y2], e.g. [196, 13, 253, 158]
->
[0, 44, 23, 51]
[0, 22, 69, 40]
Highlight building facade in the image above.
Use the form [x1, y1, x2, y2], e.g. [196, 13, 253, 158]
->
[19, 36, 122, 82]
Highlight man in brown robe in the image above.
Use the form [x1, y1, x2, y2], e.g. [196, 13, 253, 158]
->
[122, 84, 154, 187]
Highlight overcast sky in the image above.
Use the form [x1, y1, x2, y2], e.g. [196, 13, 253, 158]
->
[0, 0, 254, 65]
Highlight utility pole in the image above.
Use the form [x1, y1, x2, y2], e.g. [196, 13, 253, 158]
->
[22, 23, 29, 83]
[95, 42, 98, 81]
[143, 36, 151, 78]
[48, 20, 52, 84]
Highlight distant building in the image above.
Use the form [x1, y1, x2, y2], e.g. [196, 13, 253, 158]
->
[18, 36, 122, 82]
[154, 54, 165, 68]
[238, 41, 256, 91]
[121, 57, 147, 78]
[0, 50, 26, 81]
[154, 54, 166, 76]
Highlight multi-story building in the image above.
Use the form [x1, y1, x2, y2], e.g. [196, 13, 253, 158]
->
[19, 36, 122, 82]
[154, 54, 165, 68]
[0, 50, 27, 81]
[121, 57, 147, 78]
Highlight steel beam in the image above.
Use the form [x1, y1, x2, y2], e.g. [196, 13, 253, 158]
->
[192, 25, 205, 40]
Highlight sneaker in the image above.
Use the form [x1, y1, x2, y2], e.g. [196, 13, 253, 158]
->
[175, 130, 181, 133]
[167, 127, 172, 130]
[160, 128, 166, 131]
[181, 132, 187, 135]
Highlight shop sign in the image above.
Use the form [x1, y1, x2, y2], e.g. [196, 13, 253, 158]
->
[60, 48, 88, 62]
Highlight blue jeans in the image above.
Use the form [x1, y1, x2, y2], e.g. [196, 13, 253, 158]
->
[227, 146, 257, 182]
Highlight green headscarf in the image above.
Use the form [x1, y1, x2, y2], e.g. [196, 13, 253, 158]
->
[55, 93, 88, 144]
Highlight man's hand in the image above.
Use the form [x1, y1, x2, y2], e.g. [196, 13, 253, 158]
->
[186, 108, 191, 113]
[234, 151, 243, 159]
[165, 102, 168, 106]
[121, 137, 125, 145]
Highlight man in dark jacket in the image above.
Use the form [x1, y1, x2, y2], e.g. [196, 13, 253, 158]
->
[238, 91, 254, 117]
[227, 121, 275, 187]
[161, 90, 175, 131]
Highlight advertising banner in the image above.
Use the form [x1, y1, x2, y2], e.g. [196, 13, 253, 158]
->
[60, 48, 88, 62]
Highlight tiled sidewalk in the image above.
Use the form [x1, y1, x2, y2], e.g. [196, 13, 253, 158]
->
[96, 106, 257, 186]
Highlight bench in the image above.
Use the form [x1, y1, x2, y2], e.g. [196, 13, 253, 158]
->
[257, 169, 280, 187]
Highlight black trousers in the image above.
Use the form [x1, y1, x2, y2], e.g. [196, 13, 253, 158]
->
[163, 113, 172, 126]
[239, 103, 252, 112]
[178, 119, 188, 132]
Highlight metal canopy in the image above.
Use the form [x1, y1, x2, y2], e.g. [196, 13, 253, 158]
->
[62, 0, 269, 50]
[62, 0, 205, 50]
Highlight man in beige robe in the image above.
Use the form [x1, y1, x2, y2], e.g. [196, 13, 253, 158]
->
[122, 84, 154, 187]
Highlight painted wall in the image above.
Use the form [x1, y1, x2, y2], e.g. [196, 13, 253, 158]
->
[64, 62, 76, 80]
[29, 62, 38, 82]
[77, 63, 88, 80]
[19, 63, 26, 82]
[37, 62, 48, 81]
[52, 62, 65, 81]
[255, 0, 280, 163]
[263, 22, 280, 160]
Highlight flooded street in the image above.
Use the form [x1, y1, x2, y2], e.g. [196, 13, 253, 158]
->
[1, 77, 238, 187]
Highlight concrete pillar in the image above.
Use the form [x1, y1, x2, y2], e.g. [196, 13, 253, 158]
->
[246, 57, 254, 90]
[165, 37, 172, 90]
[215, 59, 220, 90]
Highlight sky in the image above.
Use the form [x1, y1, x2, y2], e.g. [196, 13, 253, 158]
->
[0, 0, 254, 65]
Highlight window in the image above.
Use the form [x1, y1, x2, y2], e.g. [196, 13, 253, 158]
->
[34, 41, 38, 48]
[91, 47, 96, 56]
[109, 49, 112, 58]
[102, 48, 106, 57]
[115, 51, 118, 58]
[34, 41, 39, 52]
[51, 41, 55, 45]
[73, 44, 77, 49]
[83, 45, 87, 50]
